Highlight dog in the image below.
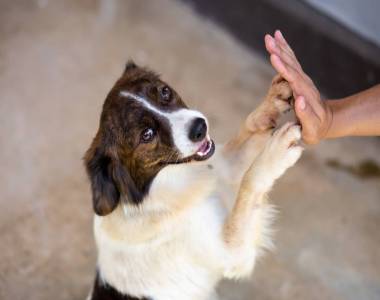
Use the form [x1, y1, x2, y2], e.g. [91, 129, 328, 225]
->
[84, 61, 303, 300]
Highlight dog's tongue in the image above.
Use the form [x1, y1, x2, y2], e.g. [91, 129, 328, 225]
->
[197, 140, 210, 156]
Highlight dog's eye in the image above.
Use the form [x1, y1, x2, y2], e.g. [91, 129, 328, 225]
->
[141, 128, 155, 143]
[160, 86, 171, 102]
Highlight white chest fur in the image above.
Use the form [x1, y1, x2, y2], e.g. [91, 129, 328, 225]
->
[94, 161, 230, 300]
[93, 140, 282, 300]
[95, 196, 227, 300]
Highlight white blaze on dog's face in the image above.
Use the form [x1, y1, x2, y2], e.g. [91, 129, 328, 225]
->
[84, 61, 215, 216]
[119, 90, 214, 159]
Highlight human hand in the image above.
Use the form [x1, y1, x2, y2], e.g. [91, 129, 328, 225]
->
[264, 30, 332, 144]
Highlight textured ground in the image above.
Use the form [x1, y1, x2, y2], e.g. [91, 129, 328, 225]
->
[0, 1, 379, 300]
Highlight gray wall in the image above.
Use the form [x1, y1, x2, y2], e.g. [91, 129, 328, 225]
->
[304, 0, 380, 47]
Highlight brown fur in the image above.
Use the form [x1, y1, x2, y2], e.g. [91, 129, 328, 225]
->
[223, 76, 295, 248]
[84, 61, 190, 216]
[225, 75, 293, 153]
[86, 63, 301, 299]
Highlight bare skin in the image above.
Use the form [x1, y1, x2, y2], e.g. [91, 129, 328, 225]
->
[264, 30, 380, 144]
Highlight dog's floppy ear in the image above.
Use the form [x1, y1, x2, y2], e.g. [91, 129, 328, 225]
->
[112, 160, 143, 206]
[85, 142, 144, 216]
[85, 147, 120, 216]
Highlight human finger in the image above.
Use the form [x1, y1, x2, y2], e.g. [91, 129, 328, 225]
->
[270, 54, 303, 89]
[267, 33, 302, 72]
[294, 96, 320, 144]
[274, 30, 295, 56]
[274, 31, 303, 70]
[265, 34, 278, 55]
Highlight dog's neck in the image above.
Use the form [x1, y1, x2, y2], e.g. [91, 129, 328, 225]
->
[96, 161, 216, 245]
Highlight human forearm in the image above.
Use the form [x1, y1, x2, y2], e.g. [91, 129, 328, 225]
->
[326, 84, 380, 138]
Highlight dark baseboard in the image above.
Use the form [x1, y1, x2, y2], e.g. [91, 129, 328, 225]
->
[181, 0, 380, 99]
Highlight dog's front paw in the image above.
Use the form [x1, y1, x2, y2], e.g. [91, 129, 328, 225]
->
[267, 74, 294, 113]
[245, 75, 294, 133]
[252, 122, 303, 190]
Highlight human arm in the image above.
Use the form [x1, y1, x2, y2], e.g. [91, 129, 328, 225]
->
[326, 86, 380, 138]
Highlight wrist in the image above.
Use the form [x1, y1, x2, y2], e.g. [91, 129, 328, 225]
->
[324, 99, 351, 139]
[323, 100, 334, 139]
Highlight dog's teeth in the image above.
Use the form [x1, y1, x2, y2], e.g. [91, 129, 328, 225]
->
[195, 140, 212, 158]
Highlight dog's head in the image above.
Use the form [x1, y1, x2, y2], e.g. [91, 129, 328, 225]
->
[84, 61, 215, 216]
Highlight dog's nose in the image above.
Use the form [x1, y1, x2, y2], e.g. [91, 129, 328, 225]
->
[189, 117, 207, 142]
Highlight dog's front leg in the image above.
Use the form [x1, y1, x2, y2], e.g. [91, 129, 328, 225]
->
[220, 75, 294, 189]
[225, 75, 294, 153]
[222, 122, 302, 279]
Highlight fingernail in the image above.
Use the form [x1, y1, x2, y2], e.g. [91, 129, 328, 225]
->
[278, 30, 284, 39]
[298, 97, 306, 110]
[270, 38, 277, 48]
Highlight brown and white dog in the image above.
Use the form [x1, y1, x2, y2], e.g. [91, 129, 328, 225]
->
[84, 61, 302, 300]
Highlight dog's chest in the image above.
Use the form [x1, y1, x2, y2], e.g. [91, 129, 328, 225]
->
[95, 196, 227, 300]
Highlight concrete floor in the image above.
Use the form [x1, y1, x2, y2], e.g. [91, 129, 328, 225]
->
[1, 1, 379, 299]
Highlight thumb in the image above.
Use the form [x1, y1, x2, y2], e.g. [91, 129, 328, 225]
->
[294, 96, 319, 143]
[294, 96, 312, 119]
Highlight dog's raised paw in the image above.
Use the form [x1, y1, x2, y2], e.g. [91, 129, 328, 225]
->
[269, 122, 302, 171]
[244, 76, 294, 133]
[253, 122, 303, 189]
[267, 75, 294, 113]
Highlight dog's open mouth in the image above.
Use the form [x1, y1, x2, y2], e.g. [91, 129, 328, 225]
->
[194, 139, 215, 161]
[168, 139, 215, 165]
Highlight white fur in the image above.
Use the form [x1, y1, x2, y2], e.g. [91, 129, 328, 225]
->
[92, 91, 303, 299]
[120, 91, 208, 157]
[93, 121, 303, 300]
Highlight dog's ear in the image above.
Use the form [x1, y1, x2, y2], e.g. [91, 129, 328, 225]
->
[85, 147, 120, 216]
[85, 143, 144, 216]
[123, 60, 138, 75]
[112, 160, 143, 205]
